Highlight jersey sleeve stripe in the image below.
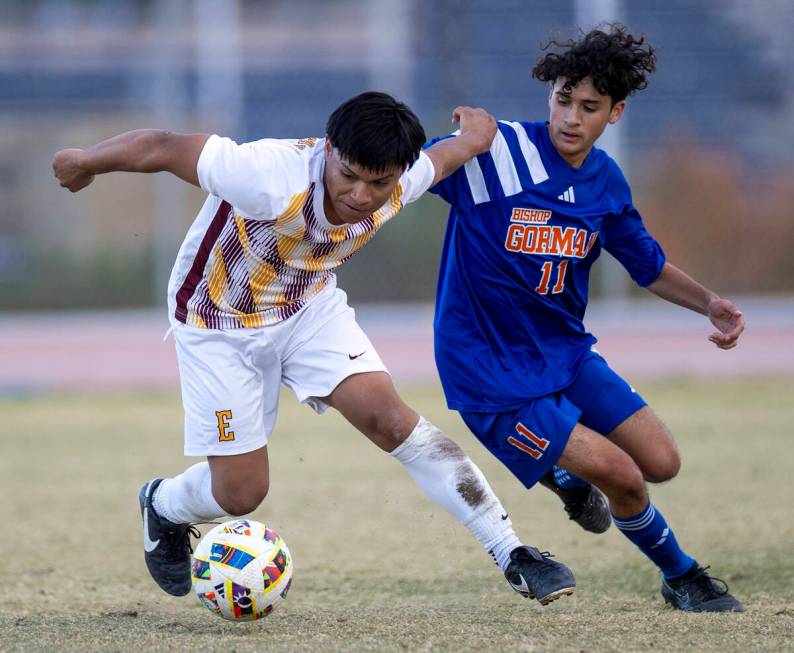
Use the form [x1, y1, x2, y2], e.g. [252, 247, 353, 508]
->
[476, 151, 506, 203]
[489, 128, 522, 197]
[463, 155, 490, 205]
[498, 121, 533, 191]
[506, 121, 549, 185]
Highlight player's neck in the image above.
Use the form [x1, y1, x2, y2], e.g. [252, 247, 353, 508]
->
[558, 149, 590, 169]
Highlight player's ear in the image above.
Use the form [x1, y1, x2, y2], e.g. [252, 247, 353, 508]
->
[324, 138, 333, 160]
[608, 100, 626, 125]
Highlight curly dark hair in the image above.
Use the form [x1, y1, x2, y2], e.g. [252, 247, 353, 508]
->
[532, 23, 656, 103]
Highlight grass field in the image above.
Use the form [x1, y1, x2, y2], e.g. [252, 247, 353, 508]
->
[2, 377, 793, 652]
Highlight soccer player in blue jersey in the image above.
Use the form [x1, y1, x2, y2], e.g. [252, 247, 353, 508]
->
[428, 24, 745, 612]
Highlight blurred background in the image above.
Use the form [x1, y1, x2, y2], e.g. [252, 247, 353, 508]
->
[1, 0, 792, 391]
[3, 6, 793, 646]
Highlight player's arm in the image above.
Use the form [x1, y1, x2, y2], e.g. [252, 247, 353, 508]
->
[425, 106, 497, 185]
[647, 262, 745, 350]
[53, 130, 210, 193]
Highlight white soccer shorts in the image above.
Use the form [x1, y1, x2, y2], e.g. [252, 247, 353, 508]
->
[173, 282, 387, 456]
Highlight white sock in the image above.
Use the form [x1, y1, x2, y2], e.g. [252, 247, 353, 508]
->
[390, 417, 522, 571]
[152, 462, 227, 524]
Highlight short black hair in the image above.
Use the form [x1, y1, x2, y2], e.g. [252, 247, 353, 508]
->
[325, 91, 426, 173]
[532, 23, 656, 103]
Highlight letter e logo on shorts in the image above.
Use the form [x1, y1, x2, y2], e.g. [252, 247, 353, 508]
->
[507, 422, 550, 460]
[215, 409, 235, 442]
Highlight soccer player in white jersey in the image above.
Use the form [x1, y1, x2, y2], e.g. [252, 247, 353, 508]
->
[53, 92, 575, 605]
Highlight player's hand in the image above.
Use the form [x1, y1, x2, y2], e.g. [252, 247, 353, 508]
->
[52, 148, 95, 192]
[706, 298, 744, 349]
[452, 106, 497, 154]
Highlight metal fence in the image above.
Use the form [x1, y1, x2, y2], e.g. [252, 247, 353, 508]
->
[1, 0, 792, 309]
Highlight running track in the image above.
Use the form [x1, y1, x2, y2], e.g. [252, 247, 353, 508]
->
[1, 298, 792, 393]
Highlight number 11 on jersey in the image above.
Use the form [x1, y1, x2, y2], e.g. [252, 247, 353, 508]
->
[535, 260, 569, 295]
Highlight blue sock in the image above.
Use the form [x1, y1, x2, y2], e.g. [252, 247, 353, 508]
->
[551, 465, 590, 490]
[613, 501, 695, 579]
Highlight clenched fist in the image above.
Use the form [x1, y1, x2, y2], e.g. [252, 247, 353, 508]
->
[452, 106, 497, 155]
[52, 148, 94, 192]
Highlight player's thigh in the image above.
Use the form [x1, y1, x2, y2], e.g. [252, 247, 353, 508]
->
[607, 406, 681, 483]
[565, 349, 647, 436]
[278, 286, 415, 448]
[173, 323, 280, 458]
[556, 423, 648, 518]
[208, 445, 270, 516]
[460, 393, 581, 490]
[565, 350, 678, 482]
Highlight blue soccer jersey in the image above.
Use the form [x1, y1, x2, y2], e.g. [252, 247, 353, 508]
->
[428, 121, 666, 411]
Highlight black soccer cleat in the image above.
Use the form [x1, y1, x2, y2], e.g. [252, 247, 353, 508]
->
[539, 471, 611, 534]
[139, 478, 199, 597]
[504, 546, 576, 605]
[660, 562, 745, 612]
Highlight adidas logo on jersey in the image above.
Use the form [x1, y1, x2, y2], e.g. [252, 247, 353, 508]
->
[557, 186, 576, 203]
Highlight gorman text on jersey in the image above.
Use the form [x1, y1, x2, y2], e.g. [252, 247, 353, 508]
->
[504, 207, 599, 259]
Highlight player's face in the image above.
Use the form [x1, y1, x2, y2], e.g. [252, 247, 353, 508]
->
[547, 77, 625, 168]
[323, 142, 403, 225]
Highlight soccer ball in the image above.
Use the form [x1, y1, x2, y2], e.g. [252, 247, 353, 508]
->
[191, 519, 293, 621]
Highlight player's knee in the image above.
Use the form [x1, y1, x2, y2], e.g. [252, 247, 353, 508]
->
[380, 420, 410, 451]
[624, 468, 648, 505]
[645, 448, 681, 483]
[217, 479, 269, 516]
[607, 460, 647, 506]
[372, 405, 416, 451]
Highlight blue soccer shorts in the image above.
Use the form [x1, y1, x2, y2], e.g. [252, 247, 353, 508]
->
[460, 349, 647, 489]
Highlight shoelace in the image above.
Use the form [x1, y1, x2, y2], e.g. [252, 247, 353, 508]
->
[518, 548, 555, 561]
[519, 549, 558, 570]
[162, 523, 207, 559]
[676, 566, 730, 598]
[185, 525, 201, 554]
[526, 551, 566, 584]
[184, 520, 222, 554]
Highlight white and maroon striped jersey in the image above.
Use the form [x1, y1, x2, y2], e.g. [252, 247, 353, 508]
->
[167, 135, 435, 329]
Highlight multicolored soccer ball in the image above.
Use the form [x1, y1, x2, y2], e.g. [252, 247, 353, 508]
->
[191, 519, 293, 621]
